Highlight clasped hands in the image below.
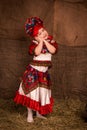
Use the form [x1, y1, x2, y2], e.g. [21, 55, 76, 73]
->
[35, 37, 48, 45]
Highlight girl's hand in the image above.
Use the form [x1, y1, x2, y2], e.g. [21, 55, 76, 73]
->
[43, 39, 56, 54]
[43, 39, 47, 44]
[35, 36, 44, 43]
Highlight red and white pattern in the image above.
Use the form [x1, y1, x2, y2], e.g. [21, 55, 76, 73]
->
[14, 36, 58, 115]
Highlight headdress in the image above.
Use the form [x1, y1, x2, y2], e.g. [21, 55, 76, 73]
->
[25, 17, 43, 37]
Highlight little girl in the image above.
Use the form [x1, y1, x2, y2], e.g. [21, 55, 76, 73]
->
[14, 17, 58, 123]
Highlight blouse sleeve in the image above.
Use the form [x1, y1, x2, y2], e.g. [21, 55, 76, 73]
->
[50, 38, 58, 54]
[28, 42, 37, 55]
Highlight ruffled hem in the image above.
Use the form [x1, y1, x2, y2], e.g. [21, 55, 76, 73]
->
[14, 91, 54, 115]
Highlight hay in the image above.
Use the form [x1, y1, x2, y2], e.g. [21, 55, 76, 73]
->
[0, 98, 87, 130]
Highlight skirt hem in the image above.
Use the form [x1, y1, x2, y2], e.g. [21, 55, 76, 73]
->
[14, 91, 54, 115]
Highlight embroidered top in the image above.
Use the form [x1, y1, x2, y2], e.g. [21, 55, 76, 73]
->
[29, 35, 58, 68]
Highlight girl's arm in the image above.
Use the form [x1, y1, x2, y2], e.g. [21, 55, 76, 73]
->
[34, 38, 44, 55]
[43, 39, 56, 54]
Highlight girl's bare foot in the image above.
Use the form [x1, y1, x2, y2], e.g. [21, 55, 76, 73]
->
[27, 108, 34, 123]
[36, 111, 47, 119]
[27, 117, 34, 123]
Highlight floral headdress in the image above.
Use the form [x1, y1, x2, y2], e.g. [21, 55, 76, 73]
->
[25, 17, 43, 37]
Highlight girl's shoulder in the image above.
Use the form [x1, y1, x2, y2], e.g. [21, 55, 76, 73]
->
[47, 35, 56, 43]
[47, 35, 53, 40]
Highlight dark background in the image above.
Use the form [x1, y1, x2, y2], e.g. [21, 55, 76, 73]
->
[0, 0, 87, 101]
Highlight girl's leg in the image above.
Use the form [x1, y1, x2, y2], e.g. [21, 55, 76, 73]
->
[27, 108, 34, 122]
[36, 111, 47, 119]
[36, 87, 52, 119]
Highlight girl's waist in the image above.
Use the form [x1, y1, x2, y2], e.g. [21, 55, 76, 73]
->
[30, 65, 48, 72]
[30, 60, 52, 67]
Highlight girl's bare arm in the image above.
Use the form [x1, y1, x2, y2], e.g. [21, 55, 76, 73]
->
[34, 38, 43, 55]
[43, 40, 56, 54]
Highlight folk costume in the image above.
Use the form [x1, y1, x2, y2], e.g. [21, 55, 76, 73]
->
[14, 17, 58, 115]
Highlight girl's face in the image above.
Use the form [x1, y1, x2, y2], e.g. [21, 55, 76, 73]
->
[36, 28, 48, 39]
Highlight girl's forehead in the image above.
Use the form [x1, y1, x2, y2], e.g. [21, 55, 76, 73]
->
[38, 27, 44, 32]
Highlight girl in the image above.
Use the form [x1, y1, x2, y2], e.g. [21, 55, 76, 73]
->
[14, 17, 58, 123]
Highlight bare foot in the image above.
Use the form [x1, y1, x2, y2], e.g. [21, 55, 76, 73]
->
[27, 108, 34, 123]
[36, 112, 47, 119]
[27, 117, 34, 123]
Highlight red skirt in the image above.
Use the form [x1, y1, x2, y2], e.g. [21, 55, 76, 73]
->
[14, 65, 54, 115]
